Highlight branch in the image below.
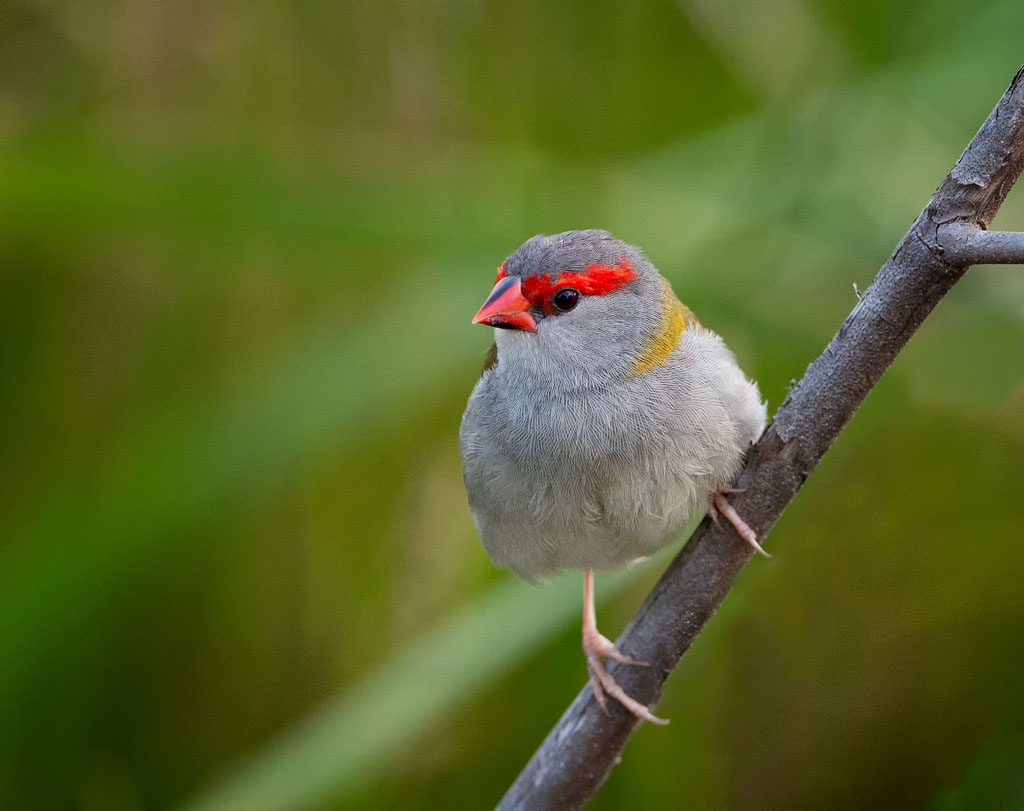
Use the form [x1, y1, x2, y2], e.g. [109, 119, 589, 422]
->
[498, 66, 1024, 811]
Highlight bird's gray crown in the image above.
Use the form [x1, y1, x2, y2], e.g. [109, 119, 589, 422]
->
[504, 230, 643, 279]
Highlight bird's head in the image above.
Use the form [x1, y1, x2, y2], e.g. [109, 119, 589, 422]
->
[472, 231, 684, 386]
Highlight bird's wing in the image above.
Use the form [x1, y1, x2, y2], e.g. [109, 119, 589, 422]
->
[481, 342, 498, 375]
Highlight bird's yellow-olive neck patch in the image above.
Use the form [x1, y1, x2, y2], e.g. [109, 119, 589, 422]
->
[632, 279, 695, 376]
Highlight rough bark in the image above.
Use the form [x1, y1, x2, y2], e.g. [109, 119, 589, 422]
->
[497, 65, 1024, 811]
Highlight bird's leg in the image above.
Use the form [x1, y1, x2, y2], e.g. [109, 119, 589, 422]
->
[582, 570, 669, 726]
[710, 488, 770, 557]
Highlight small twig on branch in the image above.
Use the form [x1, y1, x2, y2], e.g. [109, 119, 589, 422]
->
[938, 223, 1024, 265]
[497, 66, 1024, 811]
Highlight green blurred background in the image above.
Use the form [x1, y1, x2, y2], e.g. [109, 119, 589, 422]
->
[2, 1, 1024, 808]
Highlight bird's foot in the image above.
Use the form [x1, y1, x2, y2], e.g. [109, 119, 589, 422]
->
[583, 627, 669, 726]
[709, 488, 770, 557]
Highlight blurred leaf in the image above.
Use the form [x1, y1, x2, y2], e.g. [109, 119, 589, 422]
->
[0, 279, 485, 749]
[180, 566, 648, 811]
[931, 738, 1024, 811]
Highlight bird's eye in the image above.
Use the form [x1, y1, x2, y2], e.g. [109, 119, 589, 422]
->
[552, 288, 580, 312]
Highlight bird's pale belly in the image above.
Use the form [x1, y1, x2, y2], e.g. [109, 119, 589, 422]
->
[471, 441, 714, 580]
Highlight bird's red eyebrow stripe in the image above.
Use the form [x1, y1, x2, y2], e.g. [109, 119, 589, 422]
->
[521, 258, 638, 311]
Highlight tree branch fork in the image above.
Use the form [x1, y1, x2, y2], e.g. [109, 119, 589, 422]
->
[497, 65, 1024, 811]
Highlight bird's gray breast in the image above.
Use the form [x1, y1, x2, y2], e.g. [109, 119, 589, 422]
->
[460, 369, 706, 579]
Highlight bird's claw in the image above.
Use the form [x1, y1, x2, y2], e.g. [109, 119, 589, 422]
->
[584, 629, 647, 666]
[710, 489, 770, 557]
[582, 629, 667, 726]
[707, 500, 721, 529]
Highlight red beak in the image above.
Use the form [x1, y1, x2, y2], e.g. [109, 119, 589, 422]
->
[472, 276, 538, 333]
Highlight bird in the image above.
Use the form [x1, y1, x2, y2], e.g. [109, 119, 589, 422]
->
[459, 230, 767, 724]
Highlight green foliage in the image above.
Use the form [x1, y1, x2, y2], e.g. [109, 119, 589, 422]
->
[1, 1, 1023, 808]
